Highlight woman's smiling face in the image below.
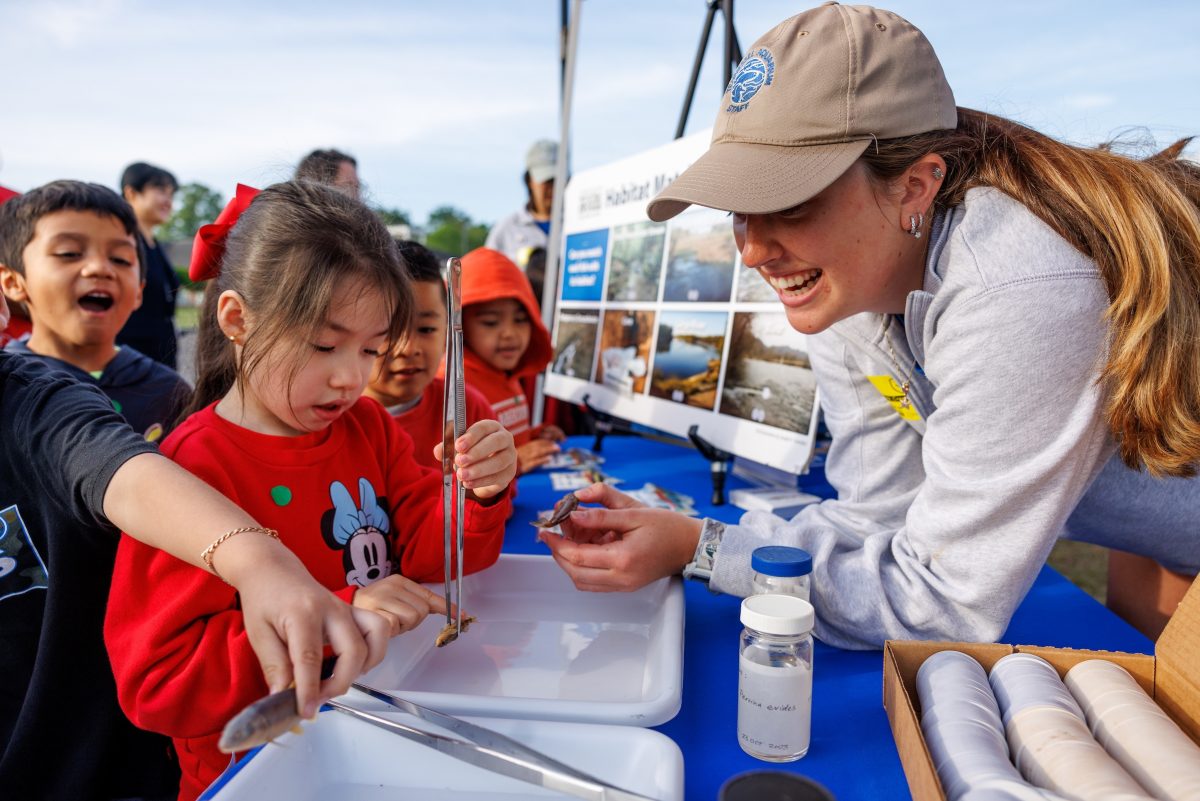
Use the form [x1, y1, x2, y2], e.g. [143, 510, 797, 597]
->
[732, 161, 922, 335]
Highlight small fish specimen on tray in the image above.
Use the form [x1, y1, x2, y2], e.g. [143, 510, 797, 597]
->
[435, 614, 476, 647]
[532, 493, 580, 529]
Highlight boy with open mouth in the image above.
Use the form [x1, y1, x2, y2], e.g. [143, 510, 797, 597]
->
[0, 180, 189, 439]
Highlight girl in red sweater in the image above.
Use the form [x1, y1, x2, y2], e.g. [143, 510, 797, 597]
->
[104, 182, 516, 801]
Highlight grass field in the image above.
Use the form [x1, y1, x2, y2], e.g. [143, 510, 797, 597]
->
[1047, 539, 1108, 602]
[175, 305, 199, 331]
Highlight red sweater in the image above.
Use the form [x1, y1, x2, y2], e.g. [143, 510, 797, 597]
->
[451, 247, 553, 447]
[390, 377, 496, 470]
[104, 399, 509, 801]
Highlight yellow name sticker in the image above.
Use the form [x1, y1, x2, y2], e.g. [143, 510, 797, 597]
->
[867, 375, 922, 421]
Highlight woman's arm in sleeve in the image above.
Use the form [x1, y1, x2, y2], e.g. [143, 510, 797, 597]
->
[713, 277, 1113, 649]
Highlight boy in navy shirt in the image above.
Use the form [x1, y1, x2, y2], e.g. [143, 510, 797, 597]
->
[0, 180, 189, 439]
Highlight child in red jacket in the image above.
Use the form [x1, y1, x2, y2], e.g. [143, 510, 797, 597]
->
[364, 241, 496, 470]
[104, 183, 516, 801]
[455, 247, 564, 473]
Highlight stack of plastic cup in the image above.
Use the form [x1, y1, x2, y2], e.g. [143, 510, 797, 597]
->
[918, 651, 1023, 799]
[989, 653, 1152, 801]
[1065, 659, 1200, 801]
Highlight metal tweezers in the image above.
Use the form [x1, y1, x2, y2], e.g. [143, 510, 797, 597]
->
[441, 257, 467, 643]
[328, 683, 655, 800]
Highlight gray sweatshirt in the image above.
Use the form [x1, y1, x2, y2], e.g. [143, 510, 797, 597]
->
[709, 187, 1200, 649]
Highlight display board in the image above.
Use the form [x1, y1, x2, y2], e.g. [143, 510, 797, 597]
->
[544, 131, 821, 475]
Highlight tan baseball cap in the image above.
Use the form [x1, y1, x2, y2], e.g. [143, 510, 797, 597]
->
[646, 2, 957, 222]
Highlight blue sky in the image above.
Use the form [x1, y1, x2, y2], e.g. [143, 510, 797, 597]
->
[2, 1, 1198, 227]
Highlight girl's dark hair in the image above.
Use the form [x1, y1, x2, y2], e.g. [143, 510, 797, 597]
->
[395, 240, 444, 284]
[186, 180, 412, 418]
[0, 180, 140, 277]
[861, 107, 1200, 477]
[120, 162, 178, 193]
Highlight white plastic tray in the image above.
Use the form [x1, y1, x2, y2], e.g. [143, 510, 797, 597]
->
[360, 553, 684, 726]
[202, 707, 684, 800]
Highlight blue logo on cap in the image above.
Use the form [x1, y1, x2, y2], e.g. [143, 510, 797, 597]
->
[726, 48, 775, 113]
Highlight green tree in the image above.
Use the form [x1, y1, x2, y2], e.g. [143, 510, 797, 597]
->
[374, 206, 412, 228]
[423, 205, 488, 256]
[158, 182, 224, 243]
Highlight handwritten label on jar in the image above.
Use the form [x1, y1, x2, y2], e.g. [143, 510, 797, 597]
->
[737, 656, 812, 761]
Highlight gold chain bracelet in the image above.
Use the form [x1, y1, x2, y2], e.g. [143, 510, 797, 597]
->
[200, 526, 280, 582]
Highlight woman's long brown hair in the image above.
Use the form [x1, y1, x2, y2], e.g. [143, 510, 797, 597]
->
[861, 108, 1200, 477]
[185, 180, 411, 421]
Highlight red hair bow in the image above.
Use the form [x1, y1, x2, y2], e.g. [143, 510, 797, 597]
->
[189, 183, 260, 281]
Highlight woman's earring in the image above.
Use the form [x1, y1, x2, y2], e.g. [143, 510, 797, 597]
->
[908, 212, 924, 239]
[228, 334, 238, 344]
[932, 166, 944, 180]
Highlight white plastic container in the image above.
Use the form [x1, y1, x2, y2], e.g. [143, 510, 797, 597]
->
[359, 554, 684, 726]
[737, 594, 814, 762]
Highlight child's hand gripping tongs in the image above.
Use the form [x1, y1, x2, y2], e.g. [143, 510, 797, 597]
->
[440, 257, 467, 646]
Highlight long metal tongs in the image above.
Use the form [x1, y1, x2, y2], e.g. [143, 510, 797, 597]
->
[334, 683, 655, 801]
[441, 257, 467, 643]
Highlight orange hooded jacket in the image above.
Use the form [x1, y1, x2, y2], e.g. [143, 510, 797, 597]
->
[449, 247, 553, 446]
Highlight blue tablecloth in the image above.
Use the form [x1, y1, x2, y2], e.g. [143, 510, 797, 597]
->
[511, 435, 1153, 800]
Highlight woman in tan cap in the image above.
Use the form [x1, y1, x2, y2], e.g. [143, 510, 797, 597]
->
[540, 2, 1200, 646]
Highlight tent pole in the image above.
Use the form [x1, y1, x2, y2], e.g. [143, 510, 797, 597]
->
[533, 0, 582, 427]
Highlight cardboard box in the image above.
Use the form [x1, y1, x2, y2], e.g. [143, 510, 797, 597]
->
[882, 576, 1200, 800]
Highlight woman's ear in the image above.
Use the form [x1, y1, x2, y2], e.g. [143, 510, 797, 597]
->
[216, 290, 249, 344]
[898, 154, 947, 229]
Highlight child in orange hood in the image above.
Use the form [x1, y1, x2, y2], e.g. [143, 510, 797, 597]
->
[454, 247, 564, 473]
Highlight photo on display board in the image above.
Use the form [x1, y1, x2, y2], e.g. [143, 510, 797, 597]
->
[551, 309, 600, 379]
[735, 263, 778, 302]
[719, 312, 816, 432]
[560, 229, 609, 302]
[606, 222, 666, 301]
[649, 310, 728, 410]
[596, 309, 656, 396]
[662, 208, 737, 302]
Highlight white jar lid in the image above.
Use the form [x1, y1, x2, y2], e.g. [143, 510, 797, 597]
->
[740, 594, 814, 635]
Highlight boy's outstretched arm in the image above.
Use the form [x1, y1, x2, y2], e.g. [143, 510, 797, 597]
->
[103, 452, 389, 717]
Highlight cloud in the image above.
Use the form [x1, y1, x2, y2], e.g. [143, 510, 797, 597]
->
[1063, 93, 1116, 111]
[3, 1, 1200, 224]
[18, 0, 125, 48]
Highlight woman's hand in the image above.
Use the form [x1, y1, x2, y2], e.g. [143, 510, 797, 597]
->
[435, 419, 517, 502]
[351, 574, 452, 638]
[539, 483, 704, 592]
[230, 546, 390, 719]
[516, 438, 561, 473]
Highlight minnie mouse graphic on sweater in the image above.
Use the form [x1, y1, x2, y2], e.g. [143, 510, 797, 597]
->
[322, 478, 394, 587]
